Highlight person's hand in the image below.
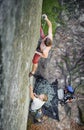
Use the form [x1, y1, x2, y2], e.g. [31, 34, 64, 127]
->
[33, 93, 36, 96]
[33, 93, 38, 97]
[29, 85, 33, 91]
[35, 51, 42, 55]
[42, 14, 48, 20]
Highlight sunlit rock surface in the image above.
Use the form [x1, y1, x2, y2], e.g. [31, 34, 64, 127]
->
[0, 0, 42, 130]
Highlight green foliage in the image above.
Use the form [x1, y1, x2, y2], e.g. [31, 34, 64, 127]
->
[42, 0, 64, 35]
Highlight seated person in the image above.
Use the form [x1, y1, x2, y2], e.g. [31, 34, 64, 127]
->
[29, 85, 48, 122]
[64, 85, 75, 103]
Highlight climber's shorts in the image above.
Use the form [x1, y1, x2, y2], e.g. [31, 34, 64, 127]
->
[32, 53, 41, 64]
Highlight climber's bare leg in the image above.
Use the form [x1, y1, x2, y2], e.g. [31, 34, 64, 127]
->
[31, 63, 38, 74]
[29, 63, 38, 77]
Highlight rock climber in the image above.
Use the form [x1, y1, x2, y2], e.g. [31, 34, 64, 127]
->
[29, 14, 53, 77]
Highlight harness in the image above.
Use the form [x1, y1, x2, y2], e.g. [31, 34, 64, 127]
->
[36, 36, 47, 53]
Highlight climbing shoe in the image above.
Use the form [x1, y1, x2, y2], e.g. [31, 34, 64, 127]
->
[29, 72, 34, 77]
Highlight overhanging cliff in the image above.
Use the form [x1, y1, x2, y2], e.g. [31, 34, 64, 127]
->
[0, 0, 42, 130]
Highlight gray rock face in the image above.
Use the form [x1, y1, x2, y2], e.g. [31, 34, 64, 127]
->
[0, 0, 42, 130]
[36, 0, 84, 127]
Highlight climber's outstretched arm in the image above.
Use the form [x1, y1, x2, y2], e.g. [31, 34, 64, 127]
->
[42, 14, 53, 40]
[29, 85, 35, 100]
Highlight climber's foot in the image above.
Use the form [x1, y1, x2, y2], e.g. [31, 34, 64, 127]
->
[29, 72, 34, 77]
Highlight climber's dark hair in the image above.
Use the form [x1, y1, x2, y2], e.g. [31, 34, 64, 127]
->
[44, 37, 52, 46]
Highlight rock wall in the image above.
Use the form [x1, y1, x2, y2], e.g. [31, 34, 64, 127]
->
[36, 0, 84, 126]
[0, 0, 42, 130]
